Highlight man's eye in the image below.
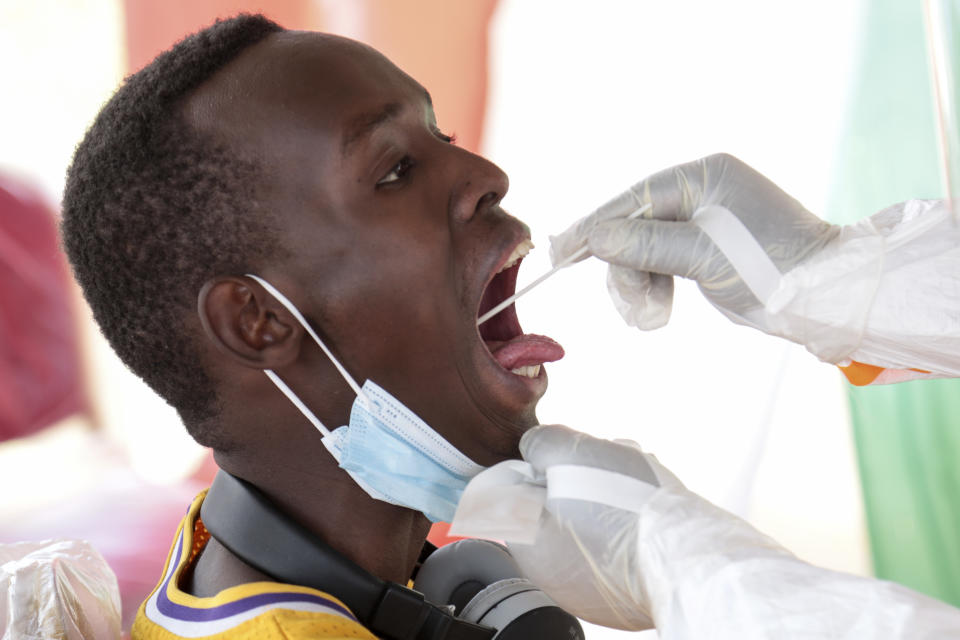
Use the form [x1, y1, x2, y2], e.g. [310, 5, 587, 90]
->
[377, 156, 414, 186]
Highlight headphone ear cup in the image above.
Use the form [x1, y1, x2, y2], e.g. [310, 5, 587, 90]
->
[412, 539, 584, 640]
[459, 578, 583, 640]
[413, 540, 522, 613]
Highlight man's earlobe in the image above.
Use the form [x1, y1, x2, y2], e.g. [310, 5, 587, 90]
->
[198, 277, 301, 368]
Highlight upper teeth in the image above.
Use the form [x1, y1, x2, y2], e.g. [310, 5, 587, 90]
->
[497, 239, 534, 274]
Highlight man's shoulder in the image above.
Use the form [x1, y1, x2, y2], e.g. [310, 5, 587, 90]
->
[131, 586, 376, 639]
[131, 490, 376, 640]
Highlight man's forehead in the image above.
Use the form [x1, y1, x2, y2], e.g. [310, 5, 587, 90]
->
[183, 31, 430, 146]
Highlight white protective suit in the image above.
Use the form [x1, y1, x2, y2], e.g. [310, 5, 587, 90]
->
[450, 154, 960, 637]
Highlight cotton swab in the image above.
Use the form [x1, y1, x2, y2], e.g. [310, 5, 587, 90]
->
[477, 203, 651, 325]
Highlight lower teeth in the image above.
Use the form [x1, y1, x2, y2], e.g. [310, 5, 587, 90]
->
[509, 364, 541, 378]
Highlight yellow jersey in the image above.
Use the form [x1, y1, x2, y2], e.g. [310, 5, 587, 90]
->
[131, 490, 377, 639]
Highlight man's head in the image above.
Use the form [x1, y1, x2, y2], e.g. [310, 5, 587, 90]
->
[62, 15, 563, 466]
[62, 15, 284, 447]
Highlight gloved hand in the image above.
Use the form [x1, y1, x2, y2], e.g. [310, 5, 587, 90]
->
[551, 153, 839, 330]
[498, 424, 683, 631]
[552, 154, 960, 376]
[458, 425, 960, 640]
[551, 153, 888, 362]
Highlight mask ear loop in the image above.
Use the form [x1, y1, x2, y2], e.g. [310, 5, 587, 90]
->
[245, 274, 374, 436]
[264, 369, 331, 436]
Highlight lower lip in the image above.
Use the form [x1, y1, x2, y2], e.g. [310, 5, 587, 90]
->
[496, 357, 549, 392]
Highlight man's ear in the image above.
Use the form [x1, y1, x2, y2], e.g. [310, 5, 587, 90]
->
[197, 276, 302, 369]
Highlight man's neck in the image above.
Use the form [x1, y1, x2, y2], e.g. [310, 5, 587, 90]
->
[189, 443, 431, 597]
[240, 451, 432, 583]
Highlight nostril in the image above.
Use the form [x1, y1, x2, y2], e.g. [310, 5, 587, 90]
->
[453, 158, 508, 222]
[455, 189, 501, 223]
[476, 191, 501, 212]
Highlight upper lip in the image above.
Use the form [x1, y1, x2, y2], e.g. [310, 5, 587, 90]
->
[474, 226, 532, 319]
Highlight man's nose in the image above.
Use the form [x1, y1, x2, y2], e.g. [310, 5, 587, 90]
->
[450, 152, 509, 223]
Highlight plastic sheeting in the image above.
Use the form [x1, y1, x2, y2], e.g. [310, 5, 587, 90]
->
[0, 539, 121, 639]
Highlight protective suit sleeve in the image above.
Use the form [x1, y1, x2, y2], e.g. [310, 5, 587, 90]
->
[633, 486, 960, 639]
[449, 425, 960, 638]
[828, 199, 960, 381]
[549, 154, 960, 381]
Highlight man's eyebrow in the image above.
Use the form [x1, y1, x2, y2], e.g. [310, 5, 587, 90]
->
[341, 102, 403, 156]
[340, 88, 434, 157]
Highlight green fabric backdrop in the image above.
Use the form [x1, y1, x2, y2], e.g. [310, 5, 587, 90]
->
[828, 0, 960, 605]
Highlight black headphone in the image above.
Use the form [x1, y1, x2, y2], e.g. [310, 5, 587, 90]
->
[200, 471, 583, 640]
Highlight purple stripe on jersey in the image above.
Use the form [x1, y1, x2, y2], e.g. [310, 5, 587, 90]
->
[157, 529, 358, 623]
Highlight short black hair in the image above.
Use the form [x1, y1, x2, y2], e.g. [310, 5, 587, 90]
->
[62, 14, 284, 446]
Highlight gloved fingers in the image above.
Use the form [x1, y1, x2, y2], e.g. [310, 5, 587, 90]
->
[507, 510, 655, 631]
[551, 153, 797, 267]
[549, 187, 651, 267]
[606, 266, 673, 330]
[548, 227, 591, 268]
[589, 217, 717, 280]
[604, 442, 684, 488]
[643, 452, 685, 488]
[630, 154, 715, 222]
[639, 153, 824, 225]
[587, 154, 721, 225]
[519, 424, 588, 467]
[548, 154, 727, 267]
[520, 425, 660, 487]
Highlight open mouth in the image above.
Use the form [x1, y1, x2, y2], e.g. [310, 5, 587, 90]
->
[477, 239, 565, 378]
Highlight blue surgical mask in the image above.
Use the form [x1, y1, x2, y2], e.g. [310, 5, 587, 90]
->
[246, 274, 484, 523]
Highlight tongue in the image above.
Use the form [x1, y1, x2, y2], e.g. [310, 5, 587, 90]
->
[486, 334, 565, 370]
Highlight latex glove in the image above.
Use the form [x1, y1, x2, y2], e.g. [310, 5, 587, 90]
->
[451, 423, 683, 630]
[504, 424, 679, 631]
[457, 425, 960, 639]
[555, 155, 960, 372]
[551, 153, 839, 332]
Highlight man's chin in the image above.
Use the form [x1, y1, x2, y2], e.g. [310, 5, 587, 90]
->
[473, 392, 544, 463]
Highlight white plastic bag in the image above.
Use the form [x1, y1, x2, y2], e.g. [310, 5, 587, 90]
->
[0, 539, 121, 640]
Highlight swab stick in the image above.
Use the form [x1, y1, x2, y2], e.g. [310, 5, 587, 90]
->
[477, 204, 651, 325]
